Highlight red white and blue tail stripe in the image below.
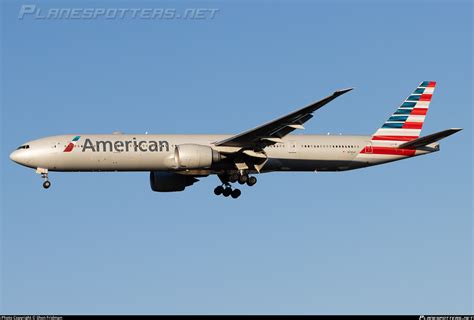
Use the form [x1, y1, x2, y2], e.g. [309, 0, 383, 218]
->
[372, 81, 435, 143]
[359, 81, 436, 157]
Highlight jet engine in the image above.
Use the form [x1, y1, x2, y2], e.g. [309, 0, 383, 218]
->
[149, 171, 199, 192]
[174, 144, 221, 169]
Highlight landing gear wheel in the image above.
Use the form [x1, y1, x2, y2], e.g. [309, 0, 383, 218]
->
[43, 181, 51, 189]
[214, 186, 224, 195]
[229, 173, 239, 183]
[238, 174, 248, 185]
[223, 187, 232, 197]
[231, 189, 241, 199]
[247, 176, 257, 186]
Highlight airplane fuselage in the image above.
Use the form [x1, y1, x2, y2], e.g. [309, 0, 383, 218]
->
[10, 134, 437, 174]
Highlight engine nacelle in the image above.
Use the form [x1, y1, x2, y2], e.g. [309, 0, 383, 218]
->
[174, 144, 221, 169]
[150, 171, 198, 192]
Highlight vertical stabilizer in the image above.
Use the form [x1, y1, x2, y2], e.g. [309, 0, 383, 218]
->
[372, 81, 436, 144]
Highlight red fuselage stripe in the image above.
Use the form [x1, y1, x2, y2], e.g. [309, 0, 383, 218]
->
[360, 146, 416, 156]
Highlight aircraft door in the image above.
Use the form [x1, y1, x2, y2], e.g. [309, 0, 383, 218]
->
[365, 142, 373, 153]
[287, 140, 297, 153]
[54, 141, 62, 153]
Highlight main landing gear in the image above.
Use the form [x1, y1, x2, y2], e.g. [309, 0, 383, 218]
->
[214, 185, 241, 199]
[214, 172, 257, 199]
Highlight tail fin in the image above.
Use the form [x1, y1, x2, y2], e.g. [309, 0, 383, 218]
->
[372, 81, 436, 143]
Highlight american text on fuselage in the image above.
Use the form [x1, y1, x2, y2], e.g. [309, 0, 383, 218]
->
[81, 138, 170, 153]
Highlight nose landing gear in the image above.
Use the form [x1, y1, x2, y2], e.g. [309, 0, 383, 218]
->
[43, 180, 51, 189]
[37, 168, 51, 189]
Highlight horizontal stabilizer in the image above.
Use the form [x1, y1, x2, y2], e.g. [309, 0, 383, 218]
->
[398, 128, 462, 149]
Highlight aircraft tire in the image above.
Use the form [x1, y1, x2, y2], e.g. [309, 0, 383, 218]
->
[247, 176, 257, 186]
[223, 187, 232, 197]
[238, 175, 248, 184]
[214, 186, 224, 195]
[229, 173, 239, 183]
[231, 189, 241, 199]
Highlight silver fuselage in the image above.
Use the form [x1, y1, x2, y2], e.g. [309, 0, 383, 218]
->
[9, 134, 438, 174]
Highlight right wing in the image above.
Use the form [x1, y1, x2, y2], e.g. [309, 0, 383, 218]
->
[214, 88, 353, 150]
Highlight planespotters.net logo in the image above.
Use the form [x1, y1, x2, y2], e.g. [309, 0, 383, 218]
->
[18, 4, 220, 20]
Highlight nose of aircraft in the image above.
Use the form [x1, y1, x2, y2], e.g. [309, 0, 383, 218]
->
[10, 150, 20, 163]
[10, 149, 28, 165]
[10, 144, 40, 168]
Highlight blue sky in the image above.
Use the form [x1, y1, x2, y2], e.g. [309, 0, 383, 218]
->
[1, 0, 472, 314]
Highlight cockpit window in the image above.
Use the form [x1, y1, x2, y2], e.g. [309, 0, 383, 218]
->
[17, 145, 30, 150]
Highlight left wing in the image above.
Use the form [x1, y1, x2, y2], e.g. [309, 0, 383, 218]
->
[214, 88, 353, 150]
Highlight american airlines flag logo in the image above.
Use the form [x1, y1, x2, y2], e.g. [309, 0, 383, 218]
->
[63, 136, 81, 152]
[360, 81, 436, 156]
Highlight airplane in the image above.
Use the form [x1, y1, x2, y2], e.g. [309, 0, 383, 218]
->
[10, 81, 461, 199]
